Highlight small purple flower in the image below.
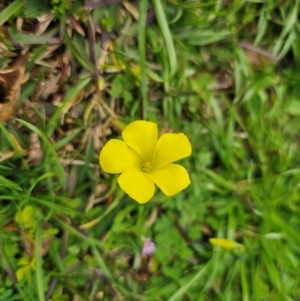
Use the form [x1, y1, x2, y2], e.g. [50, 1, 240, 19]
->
[142, 238, 156, 256]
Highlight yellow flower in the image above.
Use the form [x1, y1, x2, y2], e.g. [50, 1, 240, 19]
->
[99, 120, 192, 203]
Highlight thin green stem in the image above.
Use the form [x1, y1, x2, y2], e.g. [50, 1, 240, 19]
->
[138, 0, 149, 120]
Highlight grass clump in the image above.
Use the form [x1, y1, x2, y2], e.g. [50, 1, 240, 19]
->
[1, 0, 300, 300]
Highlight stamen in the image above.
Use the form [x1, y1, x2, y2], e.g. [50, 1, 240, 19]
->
[142, 161, 152, 172]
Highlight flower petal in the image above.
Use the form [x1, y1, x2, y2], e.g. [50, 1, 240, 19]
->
[122, 120, 158, 161]
[99, 139, 140, 174]
[118, 167, 155, 203]
[153, 133, 192, 168]
[149, 164, 190, 196]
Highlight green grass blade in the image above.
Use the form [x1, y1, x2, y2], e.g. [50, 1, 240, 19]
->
[0, 0, 26, 27]
[152, 0, 177, 78]
[240, 261, 249, 301]
[65, 34, 95, 73]
[16, 119, 67, 191]
[168, 262, 211, 301]
[35, 221, 45, 301]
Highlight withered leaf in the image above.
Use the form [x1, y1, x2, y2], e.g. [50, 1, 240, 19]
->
[0, 54, 28, 122]
[27, 133, 43, 166]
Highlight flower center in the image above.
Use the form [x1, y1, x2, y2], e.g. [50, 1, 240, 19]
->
[142, 161, 152, 173]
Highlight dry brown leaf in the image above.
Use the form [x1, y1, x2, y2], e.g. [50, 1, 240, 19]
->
[35, 44, 60, 68]
[0, 54, 29, 122]
[34, 72, 61, 101]
[239, 42, 279, 67]
[123, 1, 139, 20]
[68, 15, 85, 36]
[27, 133, 43, 166]
[0, 43, 17, 57]
[0, 151, 15, 162]
[36, 13, 55, 35]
